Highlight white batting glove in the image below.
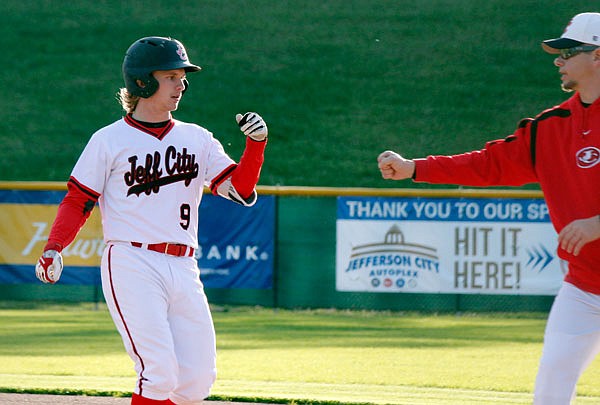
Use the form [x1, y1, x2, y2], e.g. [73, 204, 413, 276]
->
[236, 112, 268, 141]
[35, 250, 64, 284]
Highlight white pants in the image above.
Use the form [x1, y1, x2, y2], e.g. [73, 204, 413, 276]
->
[101, 243, 217, 404]
[533, 282, 600, 404]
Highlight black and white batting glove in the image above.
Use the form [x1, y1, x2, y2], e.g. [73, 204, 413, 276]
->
[236, 112, 268, 141]
[35, 250, 63, 284]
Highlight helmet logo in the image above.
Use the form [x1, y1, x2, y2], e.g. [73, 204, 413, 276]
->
[176, 44, 187, 61]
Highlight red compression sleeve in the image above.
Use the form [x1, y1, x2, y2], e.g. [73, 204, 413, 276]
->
[229, 137, 267, 199]
[44, 177, 100, 252]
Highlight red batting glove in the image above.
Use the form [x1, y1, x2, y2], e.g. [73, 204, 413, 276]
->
[35, 250, 64, 284]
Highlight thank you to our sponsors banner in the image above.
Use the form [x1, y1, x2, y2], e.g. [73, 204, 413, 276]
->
[336, 196, 563, 295]
[0, 190, 274, 289]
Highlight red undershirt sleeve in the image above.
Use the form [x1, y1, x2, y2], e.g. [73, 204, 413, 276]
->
[227, 137, 267, 199]
[44, 177, 100, 253]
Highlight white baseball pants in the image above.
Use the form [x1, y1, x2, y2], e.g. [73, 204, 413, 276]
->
[101, 243, 217, 404]
[533, 281, 600, 404]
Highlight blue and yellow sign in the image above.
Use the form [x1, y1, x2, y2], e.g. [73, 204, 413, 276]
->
[0, 189, 274, 288]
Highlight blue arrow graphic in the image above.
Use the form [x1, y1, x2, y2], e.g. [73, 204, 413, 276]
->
[526, 244, 554, 272]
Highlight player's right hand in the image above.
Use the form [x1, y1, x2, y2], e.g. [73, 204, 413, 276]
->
[35, 250, 64, 284]
[236, 112, 268, 141]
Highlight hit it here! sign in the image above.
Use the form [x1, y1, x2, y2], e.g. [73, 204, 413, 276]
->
[336, 196, 564, 295]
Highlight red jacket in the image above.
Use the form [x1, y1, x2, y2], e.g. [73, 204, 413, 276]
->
[414, 93, 600, 293]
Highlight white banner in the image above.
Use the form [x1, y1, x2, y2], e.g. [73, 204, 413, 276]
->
[336, 196, 564, 295]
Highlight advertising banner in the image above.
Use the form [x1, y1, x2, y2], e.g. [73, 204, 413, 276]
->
[0, 190, 274, 289]
[337, 196, 564, 295]
[197, 195, 275, 289]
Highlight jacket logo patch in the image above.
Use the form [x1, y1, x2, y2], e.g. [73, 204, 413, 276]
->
[576, 146, 600, 168]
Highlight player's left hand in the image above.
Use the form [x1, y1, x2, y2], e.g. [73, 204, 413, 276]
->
[35, 250, 64, 284]
[558, 215, 600, 256]
[236, 112, 268, 141]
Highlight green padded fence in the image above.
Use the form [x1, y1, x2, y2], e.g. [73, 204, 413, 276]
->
[0, 183, 555, 313]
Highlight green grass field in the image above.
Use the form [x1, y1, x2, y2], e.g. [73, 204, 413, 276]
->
[2, 303, 600, 404]
[0, 0, 593, 187]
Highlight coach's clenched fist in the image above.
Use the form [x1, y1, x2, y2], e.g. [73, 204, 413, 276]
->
[377, 150, 415, 180]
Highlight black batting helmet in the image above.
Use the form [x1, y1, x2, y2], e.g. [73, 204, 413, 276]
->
[122, 36, 201, 98]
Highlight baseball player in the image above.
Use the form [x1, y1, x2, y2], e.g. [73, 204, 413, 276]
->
[35, 36, 269, 404]
[378, 12, 600, 405]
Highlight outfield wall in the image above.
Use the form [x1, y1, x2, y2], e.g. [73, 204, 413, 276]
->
[0, 182, 556, 312]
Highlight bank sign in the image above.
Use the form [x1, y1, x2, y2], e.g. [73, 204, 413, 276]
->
[336, 196, 564, 295]
[0, 190, 274, 289]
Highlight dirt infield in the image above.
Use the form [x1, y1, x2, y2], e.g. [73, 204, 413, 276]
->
[0, 393, 265, 404]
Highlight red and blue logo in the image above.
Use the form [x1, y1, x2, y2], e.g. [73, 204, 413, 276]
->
[576, 146, 600, 168]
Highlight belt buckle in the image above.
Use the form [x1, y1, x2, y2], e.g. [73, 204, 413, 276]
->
[163, 243, 170, 254]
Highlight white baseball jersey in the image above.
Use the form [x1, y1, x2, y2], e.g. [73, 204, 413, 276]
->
[71, 116, 235, 248]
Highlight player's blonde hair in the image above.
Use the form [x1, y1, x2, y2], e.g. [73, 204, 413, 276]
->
[117, 88, 140, 113]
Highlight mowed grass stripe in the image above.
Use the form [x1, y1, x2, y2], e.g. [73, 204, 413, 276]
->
[0, 373, 132, 395]
[3, 305, 600, 403]
[0, 375, 541, 404]
[4, 375, 600, 405]
[214, 379, 537, 404]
